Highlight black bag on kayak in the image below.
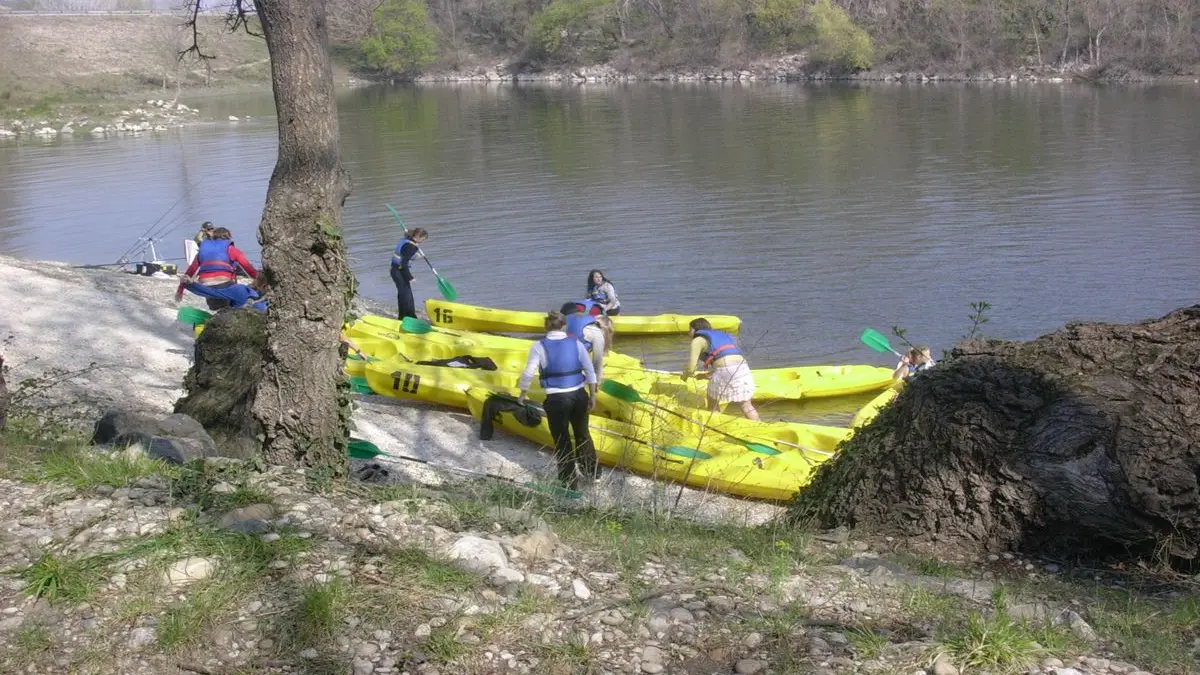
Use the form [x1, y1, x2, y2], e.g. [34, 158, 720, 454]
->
[479, 393, 543, 440]
[415, 355, 498, 371]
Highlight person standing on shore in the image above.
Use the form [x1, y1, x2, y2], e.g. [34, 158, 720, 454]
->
[518, 311, 599, 489]
[390, 227, 428, 320]
[174, 227, 258, 310]
[682, 318, 760, 421]
[560, 301, 613, 385]
[193, 221, 215, 245]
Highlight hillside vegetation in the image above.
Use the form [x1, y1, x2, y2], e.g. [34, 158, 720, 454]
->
[334, 0, 1200, 77]
[0, 14, 269, 113]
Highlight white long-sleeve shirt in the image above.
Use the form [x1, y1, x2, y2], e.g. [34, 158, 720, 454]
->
[519, 331, 598, 394]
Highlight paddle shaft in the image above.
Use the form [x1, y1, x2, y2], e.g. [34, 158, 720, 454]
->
[357, 445, 577, 496]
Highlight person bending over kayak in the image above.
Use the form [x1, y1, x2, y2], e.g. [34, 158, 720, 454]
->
[518, 310, 599, 490]
[560, 301, 614, 384]
[586, 269, 621, 315]
[179, 275, 267, 311]
[893, 345, 936, 381]
[390, 227, 428, 321]
[175, 227, 258, 310]
[682, 318, 760, 421]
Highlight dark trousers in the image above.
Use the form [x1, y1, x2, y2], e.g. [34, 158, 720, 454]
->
[204, 280, 234, 311]
[607, 306, 621, 316]
[543, 387, 597, 486]
[390, 265, 416, 320]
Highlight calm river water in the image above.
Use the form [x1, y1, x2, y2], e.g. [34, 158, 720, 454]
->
[1, 83, 1197, 410]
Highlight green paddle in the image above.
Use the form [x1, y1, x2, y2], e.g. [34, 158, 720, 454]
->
[177, 306, 213, 326]
[400, 316, 435, 334]
[860, 328, 904, 358]
[385, 203, 458, 301]
[599, 380, 783, 456]
[347, 438, 582, 499]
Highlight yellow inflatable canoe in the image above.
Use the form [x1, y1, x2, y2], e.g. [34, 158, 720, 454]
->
[628, 364, 896, 402]
[345, 314, 646, 373]
[850, 382, 902, 428]
[464, 388, 832, 502]
[425, 299, 742, 335]
[594, 388, 851, 456]
[362, 356, 538, 409]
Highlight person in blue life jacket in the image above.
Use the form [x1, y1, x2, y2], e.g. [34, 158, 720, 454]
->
[518, 310, 599, 490]
[893, 345, 936, 381]
[390, 227, 428, 320]
[585, 269, 621, 315]
[682, 318, 760, 421]
[560, 301, 614, 384]
[179, 274, 268, 312]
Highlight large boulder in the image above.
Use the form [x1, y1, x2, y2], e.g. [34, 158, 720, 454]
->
[91, 410, 218, 464]
[174, 309, 267, 459]
[791, 306, 1200, 565]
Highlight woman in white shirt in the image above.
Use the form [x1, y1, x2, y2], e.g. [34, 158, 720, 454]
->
[518, 311, 599, 489]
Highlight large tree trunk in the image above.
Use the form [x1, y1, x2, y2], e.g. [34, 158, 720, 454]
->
[251, 0, 354, 473]
[0, 355, 8, 432]
[791, 306, 1200, 566]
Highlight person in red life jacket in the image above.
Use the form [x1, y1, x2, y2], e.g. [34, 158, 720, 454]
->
[518, 310, 599, 489]
[559, 301, 613, 384]
[390, 227, 428, 320]
[174, 227, 259, 310]
[682, 318, 760, 421]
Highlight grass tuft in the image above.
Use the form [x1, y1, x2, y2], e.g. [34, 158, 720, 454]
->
[33, 447, 176, 489]
[391, 547, 481, 593]
[19, 551, 106, 603]
[291, 579, 350, 649]
[426, 623, 467, 662]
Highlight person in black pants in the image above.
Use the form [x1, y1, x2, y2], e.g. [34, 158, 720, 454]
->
[390, 227, 429, 320]
[518, 311, 599, 489]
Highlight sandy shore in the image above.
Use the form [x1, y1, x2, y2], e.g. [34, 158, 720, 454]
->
[0, 255, 782, 525]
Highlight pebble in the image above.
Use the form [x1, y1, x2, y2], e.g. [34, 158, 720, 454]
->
[353, 658, 375, 674]
[742, 632, 763, 649]
[735, 659, 767, 674]
[931, 653, 959, 675]
[573, 578, 592, 600]
[641, 664, 664, 674]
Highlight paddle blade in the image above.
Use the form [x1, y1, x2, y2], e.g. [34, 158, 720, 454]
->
[745, 442, 781, 456]
[177, 306, 212, 326]
[401, 317, 434, 334]
[436, 276, 458, 301]
[348, 376, 373, 394]
[347, 438, 385, 460]
[860, 328, 900, 356]
[599, 379, 643, 403]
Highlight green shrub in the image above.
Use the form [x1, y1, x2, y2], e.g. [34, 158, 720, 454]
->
[749, 0, 808, 52]
[527, 0, 612, 61]
[360, 0, 439, 75]
[807, 0, 873, 71]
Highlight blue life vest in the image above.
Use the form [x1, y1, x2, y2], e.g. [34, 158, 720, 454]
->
[539, 337, 586, 390]
[391, 238, 415, 267]
[904, 361, 934, 378]
[566, 312, 598, 351]
[589, 285, 610, 304]
[696, 329, 742, 367]
[197, 239, 235, 276]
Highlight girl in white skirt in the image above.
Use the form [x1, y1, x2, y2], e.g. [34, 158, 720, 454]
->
[680, 318, 760, 420]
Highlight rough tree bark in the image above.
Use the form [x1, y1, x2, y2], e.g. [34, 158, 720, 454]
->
[248, 0, 354, 472]
[791, 306, 1200, 565]
[0, 355, 9, 432]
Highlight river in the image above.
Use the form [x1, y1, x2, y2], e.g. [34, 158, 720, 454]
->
[1, 82, 1197, 420]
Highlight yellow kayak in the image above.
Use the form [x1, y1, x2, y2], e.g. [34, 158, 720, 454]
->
[362, 355, 537, 409]
[425, 299, 742, 335]
[851, 381, 902, 428]
[627, 364, 896, 402]
[594, 388, 851, 455]
[464, 388, 831, 502]
[345, 314, 645, 372]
